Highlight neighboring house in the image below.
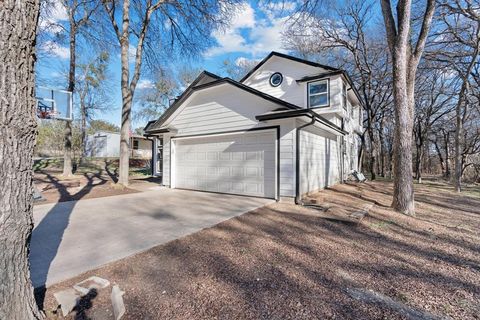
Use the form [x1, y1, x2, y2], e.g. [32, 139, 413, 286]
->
[144, 52, 363, 202]
[85, 131, 152, 159]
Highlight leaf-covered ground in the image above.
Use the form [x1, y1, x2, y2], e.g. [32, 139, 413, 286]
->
[39, 180, 480, 319]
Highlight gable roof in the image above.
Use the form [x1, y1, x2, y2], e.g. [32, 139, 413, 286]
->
[239, 51, 340, 83]
[144, 71, 220, 134]
[145, 74, 301, 134]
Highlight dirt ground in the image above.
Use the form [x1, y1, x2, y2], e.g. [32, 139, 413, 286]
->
[37, 180, 480, 319]
[34, 161, 161, 204]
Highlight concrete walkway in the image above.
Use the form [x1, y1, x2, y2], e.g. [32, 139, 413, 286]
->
[30, 187, 273, 288]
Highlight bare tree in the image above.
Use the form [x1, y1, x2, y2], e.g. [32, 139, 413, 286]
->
[380, 0, 436, 215]
[101, 0, 239, 186]
[413, 66, 454, 182]
[221, 57, 260, 81]
[76, 51, 111, 156]
[134, 66, 199, 123]
[39, 0, 100, 175]
[0, 0, 42, 318]
[435, 0, 480, 191]
[284, 0, 394, 179]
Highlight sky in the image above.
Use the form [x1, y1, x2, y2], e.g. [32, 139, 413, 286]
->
[36, 0, 300, 129]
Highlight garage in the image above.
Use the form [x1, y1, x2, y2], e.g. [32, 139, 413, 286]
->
[172, 129, 277, 198]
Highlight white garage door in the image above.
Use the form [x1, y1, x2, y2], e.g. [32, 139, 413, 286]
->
[173, 130, 276, 198]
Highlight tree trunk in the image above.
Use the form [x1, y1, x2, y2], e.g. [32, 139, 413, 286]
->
[63, 20, 76, 177]
[357, 133, 365, 172]
[63, 121, 73, 175]
[378, 118, 386, 177]
[118, 92, 132, 186]
[433, 139, 445, 175]
[118, 20, 132, 186]
[367, 125, 376, 180]
[0, 0, 42, 318]
[443, 130, 451, 178]
[81, 104, 86, 158]
[390, 48, 415, 215]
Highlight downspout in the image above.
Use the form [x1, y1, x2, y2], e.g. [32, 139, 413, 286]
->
[295, 113, 316, 205]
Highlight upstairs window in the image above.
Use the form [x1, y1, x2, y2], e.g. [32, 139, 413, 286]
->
[308, 79, 329, 108]
[133, 139, 139, 150]
[342, 82, 348, 111]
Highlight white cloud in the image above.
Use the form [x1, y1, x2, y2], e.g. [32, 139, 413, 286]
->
[137, 79, 155, 90]
[41, 40, 70, 59]
[38, 0, 68, 33]
[230, 2, 256, 29]
[204, 2, 293, 58]
[235, 56, 260, 67]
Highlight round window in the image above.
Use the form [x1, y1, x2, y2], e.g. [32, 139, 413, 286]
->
[269, 72, 283, 87]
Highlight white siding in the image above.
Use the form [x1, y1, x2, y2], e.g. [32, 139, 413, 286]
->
[164, 84, 278, 135]
[299, 124, 341, 195]
[161, 84, 286, 191]
[278, 119, 296, 197]
[243, 56, 325, 107]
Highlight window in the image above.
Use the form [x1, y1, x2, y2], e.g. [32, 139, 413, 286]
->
[342, 82, 347, 110]
[133, 139, 139, 150]
[269, 72, 283, 87]
[308, 79, 329, 108]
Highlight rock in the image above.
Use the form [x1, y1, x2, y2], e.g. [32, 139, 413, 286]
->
[73, 276, 110, 295]
[111, 285, 126, 320]
[53, 288, 81, 317]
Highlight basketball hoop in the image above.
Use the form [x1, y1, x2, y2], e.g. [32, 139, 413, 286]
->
[37, 109, 59, 119]
[35, 86, 73, 121]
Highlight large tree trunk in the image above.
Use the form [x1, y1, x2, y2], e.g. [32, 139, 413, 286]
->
[391, 70, 415, 215]
[118, 12, 132, 186]
[0, 0, 42, 318]
[380, 0, 435, 215]
[62, 21, 76, 177]
[118, 91, 132, 186]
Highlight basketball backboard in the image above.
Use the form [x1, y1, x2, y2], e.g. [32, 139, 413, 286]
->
[35, 86, 73, 121]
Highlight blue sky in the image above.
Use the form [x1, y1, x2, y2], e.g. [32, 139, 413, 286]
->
[36, 1, 299, 129]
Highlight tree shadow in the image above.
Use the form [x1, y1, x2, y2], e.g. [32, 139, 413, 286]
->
[73, 288, 98, 320]
[104, 159, 118, 183]
[31, 170, 107, 310]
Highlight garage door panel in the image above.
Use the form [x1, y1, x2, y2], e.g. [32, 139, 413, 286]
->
[174, 130, 276, 198]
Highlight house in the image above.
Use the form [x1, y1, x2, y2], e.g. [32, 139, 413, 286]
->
[144, 52, 363, 203]
[85, 131, 152, 159]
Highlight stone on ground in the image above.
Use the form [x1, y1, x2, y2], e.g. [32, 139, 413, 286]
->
[73, 276, 110, 295]
[111, 285, 126, 320]
[53, 288, 81, 317]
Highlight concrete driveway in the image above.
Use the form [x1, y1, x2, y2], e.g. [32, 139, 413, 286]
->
[30, 188, 273, 288]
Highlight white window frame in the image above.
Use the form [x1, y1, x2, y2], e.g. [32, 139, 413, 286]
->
[308, 79, 329, 108]
[342, 82, 348, 111]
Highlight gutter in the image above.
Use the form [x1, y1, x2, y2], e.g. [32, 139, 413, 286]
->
[295, 113, 316, 205]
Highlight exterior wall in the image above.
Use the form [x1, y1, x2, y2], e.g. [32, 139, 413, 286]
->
[299, 123, 341, 196]
[163, 84, 279, 135]
[85, 131, 120, 157]
[278, 119, 296, 198]
[131, 138, 152, 158]
[243, 56, 324, 107]
[161, 85, 276, 187]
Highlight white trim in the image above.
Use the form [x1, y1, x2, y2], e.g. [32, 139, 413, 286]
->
[308, 79, 329, 108]
[170, 128, 276, 141]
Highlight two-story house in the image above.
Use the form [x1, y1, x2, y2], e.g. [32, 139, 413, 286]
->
[144, 52, 363, 203]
